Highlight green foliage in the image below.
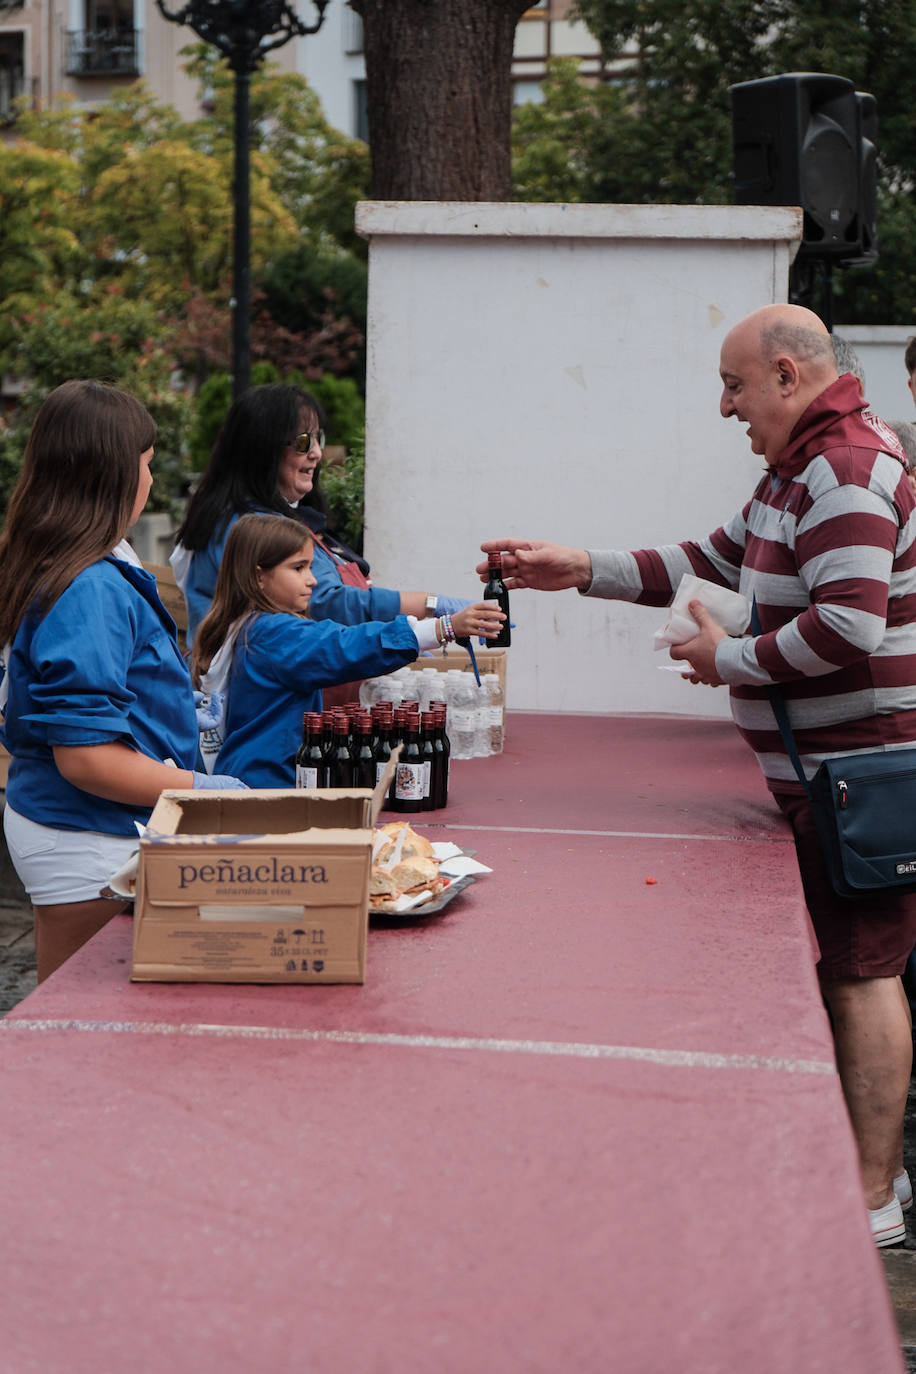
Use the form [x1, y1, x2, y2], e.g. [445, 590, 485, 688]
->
[300, 373, 366, 452]
[0, 291, 192, 518]
[0, 49, 372, 516]
[179, 43, 370, 256]
[525, 0, 916, 321]
[512, 58, 604, 202]
[317, 430, 366, 555]
[261, 247, 368, 339]
[0, 141, 83, 353]
[187, 372, 233, 470]
[0, 420, 31, 520]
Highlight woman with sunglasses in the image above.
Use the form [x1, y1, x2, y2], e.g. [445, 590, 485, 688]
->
[171, 384, 469, 643]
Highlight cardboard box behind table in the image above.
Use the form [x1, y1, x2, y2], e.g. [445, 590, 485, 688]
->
[132, 760, 396, 985]
[407, 646, 507, 705]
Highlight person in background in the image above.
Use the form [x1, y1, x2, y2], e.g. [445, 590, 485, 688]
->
[831, 333, 866, 399]
[190, 513, 505, 787]
[905, 335, 916, 411]
[480, 303, 916, 1249]
[0, 381, 244, 982]
[171, 384, 471, 643]
[888, 419, 916, 494]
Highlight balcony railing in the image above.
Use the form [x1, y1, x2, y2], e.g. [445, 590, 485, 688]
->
[65, 28, 140, 77]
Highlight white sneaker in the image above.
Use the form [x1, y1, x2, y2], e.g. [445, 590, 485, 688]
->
[894, 1169, 913, 1212]
[869, 1195, 907, 1248]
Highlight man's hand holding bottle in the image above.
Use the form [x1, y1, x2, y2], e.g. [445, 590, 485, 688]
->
[477, 539, 592, 593]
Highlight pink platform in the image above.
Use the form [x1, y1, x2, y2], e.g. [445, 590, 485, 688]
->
[0, 714, 904, 1373]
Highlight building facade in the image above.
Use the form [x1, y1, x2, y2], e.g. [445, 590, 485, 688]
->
[0, 0, 604, 133]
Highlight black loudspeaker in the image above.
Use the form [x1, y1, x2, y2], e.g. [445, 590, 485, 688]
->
[731, 72, 868, 261]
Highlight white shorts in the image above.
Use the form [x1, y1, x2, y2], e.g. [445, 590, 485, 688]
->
[3, 805, 138, 906]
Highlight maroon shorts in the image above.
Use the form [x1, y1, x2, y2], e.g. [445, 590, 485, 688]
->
[775, 791, 916, 980]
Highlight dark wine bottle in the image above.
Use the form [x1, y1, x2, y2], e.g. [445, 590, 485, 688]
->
[327, 714, 355, 788]
[351, 710, 376, 789]
[387, 707, 406, 811]
[419, 711, 437, 810]
[393, 711, 425, 813]
[295, 712, 325, 789]
[431, 701, 450, 808]
[483, 551, 511, 648]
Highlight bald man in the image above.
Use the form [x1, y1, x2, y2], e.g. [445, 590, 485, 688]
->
[480, 304, 916, 1248]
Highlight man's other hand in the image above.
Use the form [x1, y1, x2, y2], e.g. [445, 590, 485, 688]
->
[669, 599, 727, 686]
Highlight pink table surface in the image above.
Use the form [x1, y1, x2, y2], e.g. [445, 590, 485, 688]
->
[0, 713, 903, 1374]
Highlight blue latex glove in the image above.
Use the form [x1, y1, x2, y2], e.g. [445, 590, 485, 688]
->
[192, 771, 248, 790]
[433, 594, 473, 617]
[193, 690, 225, 732]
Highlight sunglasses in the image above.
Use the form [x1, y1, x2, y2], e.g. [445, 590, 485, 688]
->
[291, 429, 326, 454]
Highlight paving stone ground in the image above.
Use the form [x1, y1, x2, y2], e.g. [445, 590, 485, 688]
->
[0, 893, 36, 1016]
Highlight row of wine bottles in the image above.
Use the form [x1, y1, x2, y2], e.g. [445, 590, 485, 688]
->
[295, 700, 451, 812]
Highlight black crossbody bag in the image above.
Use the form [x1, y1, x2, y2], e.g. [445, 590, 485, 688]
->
[754, 599, 916, 900]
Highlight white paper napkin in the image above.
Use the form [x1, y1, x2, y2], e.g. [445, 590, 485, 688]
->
[653, 573, 749, 651]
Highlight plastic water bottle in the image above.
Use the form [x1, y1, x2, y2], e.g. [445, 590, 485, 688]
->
[393, 667, 419, 710]
[483, 673, 504, 755]
[448, 672, 478, 760]
[416, 666, 441, 713]
[471, 679, 490, 757]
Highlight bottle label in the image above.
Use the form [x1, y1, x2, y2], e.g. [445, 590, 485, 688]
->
[296, 764, 318, 789]
[395, 762, 425, 801]
[375, 761, 390, 786]
[487, 706, 503, 725]
[451, 709, 475, 730]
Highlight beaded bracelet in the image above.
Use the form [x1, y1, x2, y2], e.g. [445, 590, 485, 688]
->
[438, 613, 456, 644]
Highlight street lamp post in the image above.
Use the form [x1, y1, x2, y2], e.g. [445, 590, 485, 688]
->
[154, 0, 330, 398]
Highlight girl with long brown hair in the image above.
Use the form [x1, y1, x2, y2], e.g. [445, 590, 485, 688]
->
[0, 380, 243, 981]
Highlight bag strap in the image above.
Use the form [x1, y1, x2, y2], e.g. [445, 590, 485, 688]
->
[751, 595, 811, 796]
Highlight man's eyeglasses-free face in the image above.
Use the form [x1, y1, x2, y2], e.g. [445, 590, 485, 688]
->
[291, 430, 326, 454]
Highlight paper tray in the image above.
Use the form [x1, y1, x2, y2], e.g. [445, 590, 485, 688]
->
[369, 874, 476, 924]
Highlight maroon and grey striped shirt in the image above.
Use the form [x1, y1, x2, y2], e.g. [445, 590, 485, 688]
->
[585, 374, 916, 793]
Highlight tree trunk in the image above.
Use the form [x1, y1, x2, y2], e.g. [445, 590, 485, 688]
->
[351, 0, 531, 200]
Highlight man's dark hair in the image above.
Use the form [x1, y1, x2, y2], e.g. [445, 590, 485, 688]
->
[905, 336, 916, 378]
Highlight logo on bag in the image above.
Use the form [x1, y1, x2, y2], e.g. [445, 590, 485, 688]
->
[895, 860, 916, 876]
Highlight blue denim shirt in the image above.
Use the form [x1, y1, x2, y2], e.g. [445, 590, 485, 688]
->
[2, 557, 198, 834]
[215, 611, 419, 786]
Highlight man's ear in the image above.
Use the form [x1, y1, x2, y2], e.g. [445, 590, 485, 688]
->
[775, 356, 801, 394]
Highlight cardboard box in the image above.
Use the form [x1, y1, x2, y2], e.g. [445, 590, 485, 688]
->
[132, 764, 395, 985]
[408, 645, 508, 705]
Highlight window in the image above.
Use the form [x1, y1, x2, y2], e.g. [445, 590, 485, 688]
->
[66, 0, 139, 76]
[343, 9, 363, 55]
[0, 30, 25, 123]
[513, 79, 546, 106]
[354, 78, 368, 143]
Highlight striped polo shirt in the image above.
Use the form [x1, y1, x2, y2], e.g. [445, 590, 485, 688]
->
[585, 374, 916, 793]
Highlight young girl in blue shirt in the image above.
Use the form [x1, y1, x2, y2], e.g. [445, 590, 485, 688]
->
[190, 513, 505, 787]
[0, 380, 244, 981]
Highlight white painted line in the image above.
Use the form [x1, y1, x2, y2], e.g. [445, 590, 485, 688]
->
[439, 824, 792, 843]
[0, 1017, 834, 1076]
